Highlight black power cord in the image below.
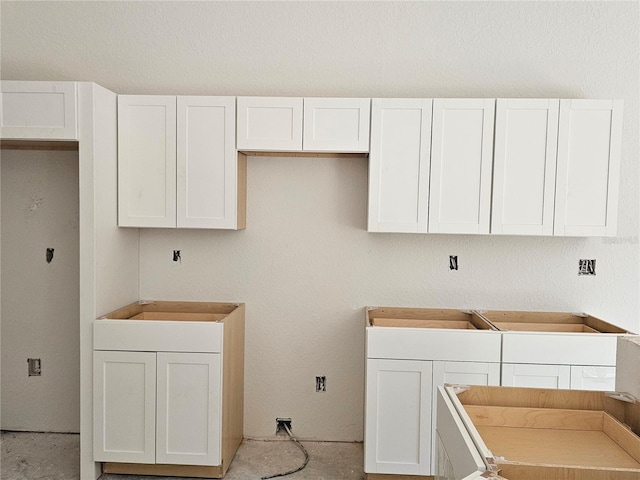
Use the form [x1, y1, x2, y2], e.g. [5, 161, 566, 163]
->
[261, 423, 309, 479]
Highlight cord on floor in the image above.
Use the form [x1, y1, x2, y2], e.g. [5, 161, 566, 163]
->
[261, 423, 309, 479]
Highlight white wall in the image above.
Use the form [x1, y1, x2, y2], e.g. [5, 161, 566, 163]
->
[1, 1, 638, 442]
[1, 149, 80, 432]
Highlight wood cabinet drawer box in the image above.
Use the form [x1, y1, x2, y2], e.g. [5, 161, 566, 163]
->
[367, 307, 500, 363]
[438, 384, 640, 480]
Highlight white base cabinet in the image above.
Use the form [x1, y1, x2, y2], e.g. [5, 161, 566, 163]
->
[364, 308, 501, 477]
[93, 301, 244, 478]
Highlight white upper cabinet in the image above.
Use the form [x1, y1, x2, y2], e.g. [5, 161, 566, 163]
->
[368, 98, 432, 233]
[429, 99, 495, 234]
[236, 97, 303, 151]
[554, 99, 623, 237]
[303, 98, 370, 152]
[177, 96, 240, 229]
[118, 95, 243, 229]
[1, 81, 77, 140]
[237, 96, 370, 152]
[118, 95, 177, 228]
[492, 99, 559, 235]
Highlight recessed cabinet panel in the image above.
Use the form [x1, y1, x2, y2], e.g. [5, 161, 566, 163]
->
[368, 99, 432, 233]
[430, 99, 495, 234]
[118, 95, 177, 227]
[492, 99, 559, 235]
[156, 353, 221, 466]
[555, 99, 622, 237]
[237, 97, 303, 151]
[93, 351, 157, 464]
[502, 363, 571, 389]
[303, 98, 370, 152]
[365, 359, 432, 475]
[177, 96, 237, 228]
[1, 81, 77, 140]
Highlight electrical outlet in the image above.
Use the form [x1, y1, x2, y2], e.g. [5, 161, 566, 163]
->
[449, 255, 458, 270]
[579, 259, 596, 276]
[28, 358, 41, 376]
[276, 417, 292, 435]
[173, 250, 181, 262]
[316, 375, 326, 392]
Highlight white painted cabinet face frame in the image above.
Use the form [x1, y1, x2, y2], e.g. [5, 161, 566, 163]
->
[118, 95, 177, 228]
[492, 99, 559, 235]
[93, 351, 157, 464]
[429, 98, 495, 234]
[236, 96, 303, 151]
[156, 352, 222, 466]
[303, 97, 370, 152]
[555, 99, 623, 237]
[0, 80, 78, 140]
[365, 358, 432, 475]
[368, 98, 432, 233]
[177, 96, 237, 228]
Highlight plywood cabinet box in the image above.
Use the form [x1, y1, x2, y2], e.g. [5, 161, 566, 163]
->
[437, 384, 640, 480]
[93, 301, 244, 479]
[364, 307, 633, 479]
[1, 81, 78, 140]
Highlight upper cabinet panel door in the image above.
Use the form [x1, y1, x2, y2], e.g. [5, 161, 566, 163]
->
[303, 98, 371, 152]
[492, 99, 559, 235]
[1, 81, 77, 140]
[118, 95, 177, 227]
[429, 99, 495, 234]
[237, 97, 303, 151]
[177, 96, 239, 229]
[368, 98, 432, 233]
[555, 99, 623, 237]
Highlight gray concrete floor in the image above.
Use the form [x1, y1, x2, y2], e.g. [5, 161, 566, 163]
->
[1, 431, 365, 480]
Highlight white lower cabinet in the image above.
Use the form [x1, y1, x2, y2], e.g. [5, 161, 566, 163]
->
[94, 351, 221, 466]
[365, 358, 500, 476]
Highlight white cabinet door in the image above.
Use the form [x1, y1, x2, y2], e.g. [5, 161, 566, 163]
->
[118, 95, 177, 227]
[492, 99, 559, 235]
[570, 365, 616, 392]
[177, 96, 239, 229]
[156, 353, 221, 466]
[555, 99, 623, 237]
[435, 387, 488, 480]
[502, 363, 571, 389]
[237, 97, 303, 151]
[93, 351, 157, 464]
[365, 359, 432, 475]
[303, 98, 370, 152]
[1, 81, 77, 140]
[367, 98, 432, 233]
[431, 361, 500, 475]
[429, 99, 495, 234]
